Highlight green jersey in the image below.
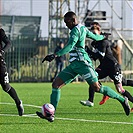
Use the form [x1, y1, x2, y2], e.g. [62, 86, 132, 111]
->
[56, 24, 104, 63]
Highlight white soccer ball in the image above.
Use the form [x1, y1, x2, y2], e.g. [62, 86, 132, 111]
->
[41, 103, 55, 117]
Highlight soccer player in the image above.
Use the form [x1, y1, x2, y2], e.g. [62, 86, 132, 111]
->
[0, 28, 24, 116]
[36, 11, 130, 122]
[80, 22, 133, 108]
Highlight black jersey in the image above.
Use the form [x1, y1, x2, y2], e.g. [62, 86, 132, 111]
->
[90, 39, 118, 67]
[0, 28, 5, 50]
[0, 28, 11, 51]
[86, 39, 122, 84]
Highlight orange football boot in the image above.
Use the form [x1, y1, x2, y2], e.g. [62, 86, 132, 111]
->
[99, 95, 110, 105]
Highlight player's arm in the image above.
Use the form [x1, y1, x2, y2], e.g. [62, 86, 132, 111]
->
[55, 28, 79, 56]
[88, 49, 104, 61]
[86, 28, 104, 41]
[86, 41, 106, 61]
[42, 40, 77, 63]
[55, 40, 76, 56]
[86, 46, 102, 61]
[42, 28, 79, 62]
[92, 40, 107, 60]
[0, 29, 12, 52]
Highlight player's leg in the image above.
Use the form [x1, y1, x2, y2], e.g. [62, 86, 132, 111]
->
[115, 83, 133, 103]
[78, 62, 130, 115]
[80, 86, 95, 107]
[36, 64, 77, 122]
[95, 67, 110, 105]
[80, 66, 109, 106]
[89, 81, 130, 116]
[36, 75, 65, 122]
[51, 65, 77, 110]
[110, 68, 133, 103]
[0, 62, 24, 116]
[100, 63, 133, 105]
[50, 77, 64, 110]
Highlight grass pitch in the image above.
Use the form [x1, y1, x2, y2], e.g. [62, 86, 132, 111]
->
[0, 82, 133, 133]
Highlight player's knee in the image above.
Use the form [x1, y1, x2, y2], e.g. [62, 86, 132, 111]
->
[52, 80, 61, 88]
[1, 83, 11, 92]
[52, 81, 57, 88]
[52, 77, 64, 88]
[116, 89, 122, 94]
[90, 83, 100, 92]
[115, 84, 124, 94]
[95, 86, 101, 92]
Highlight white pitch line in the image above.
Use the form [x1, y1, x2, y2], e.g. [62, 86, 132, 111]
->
[0, 102, 41, 108]
[56, 117, 133, 125]
[0, 113, 38, 118]
[0, 102, 133, 125]
[0, 113, 133, 125]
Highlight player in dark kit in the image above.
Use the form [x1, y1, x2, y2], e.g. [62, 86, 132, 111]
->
[80, 22, 133, 108]
[0, 28, 24, 116]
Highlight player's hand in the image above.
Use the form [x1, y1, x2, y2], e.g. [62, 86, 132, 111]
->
[42, 54, 55, 63]
[0, 50, 5, 57]
[101, 32, 111, 39]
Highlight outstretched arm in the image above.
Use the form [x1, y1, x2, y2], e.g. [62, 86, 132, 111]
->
[55, 40, 76, 56]
[86, 28, 104, 41]
[56, 29, 79, 56]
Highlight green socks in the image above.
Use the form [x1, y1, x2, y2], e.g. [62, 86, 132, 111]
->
[50, 88, 61, 110]
[50, 86, 125, 110]
[100, 86, 125, 103]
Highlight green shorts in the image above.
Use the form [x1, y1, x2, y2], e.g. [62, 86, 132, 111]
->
[58, 60, 98, 85]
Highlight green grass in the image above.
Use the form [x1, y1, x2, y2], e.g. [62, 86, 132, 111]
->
[0, 82, 133, 133]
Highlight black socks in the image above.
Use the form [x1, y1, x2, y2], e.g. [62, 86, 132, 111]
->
[122, 90, 133, 103]
[7, 87, 20, 105]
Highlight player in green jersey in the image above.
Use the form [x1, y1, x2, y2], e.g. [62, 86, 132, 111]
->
[36, 11, 130, 122]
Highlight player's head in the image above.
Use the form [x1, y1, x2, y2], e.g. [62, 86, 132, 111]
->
[90, 25, 101, 34]
[90, 22, 101, 34]
[90, 22, 101, 28]
[64, 11, 78, 30]
[59, 40, 64, 48]
[90, 22, 101, 31]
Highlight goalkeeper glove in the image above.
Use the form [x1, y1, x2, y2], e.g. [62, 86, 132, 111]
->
[42, 54, 55, 63]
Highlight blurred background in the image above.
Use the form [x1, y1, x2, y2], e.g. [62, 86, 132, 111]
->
[0, 0, 133, 82]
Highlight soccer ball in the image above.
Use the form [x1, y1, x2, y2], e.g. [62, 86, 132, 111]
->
[41, 103, 55, 117]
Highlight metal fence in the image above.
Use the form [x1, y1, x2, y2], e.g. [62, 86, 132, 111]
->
[5, 36, 48, 82]
[4, 36, 133, 82]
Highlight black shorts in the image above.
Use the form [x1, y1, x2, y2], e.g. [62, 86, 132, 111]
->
[0, 55, 10, 86]
[96, 63, 122, 84]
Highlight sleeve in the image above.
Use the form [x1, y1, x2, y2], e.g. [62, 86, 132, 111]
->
[101, 40, 108, 53]
[89, 51, 104, 61]
[87, 41, 107, 61]
[1, 29, 12, 52]
[93, 40, 107, 60]
[56, 28, 79, 56]
[86, 28, 104, 41]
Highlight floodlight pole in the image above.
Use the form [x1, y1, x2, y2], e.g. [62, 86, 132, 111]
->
[30, 0, 33, 16]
